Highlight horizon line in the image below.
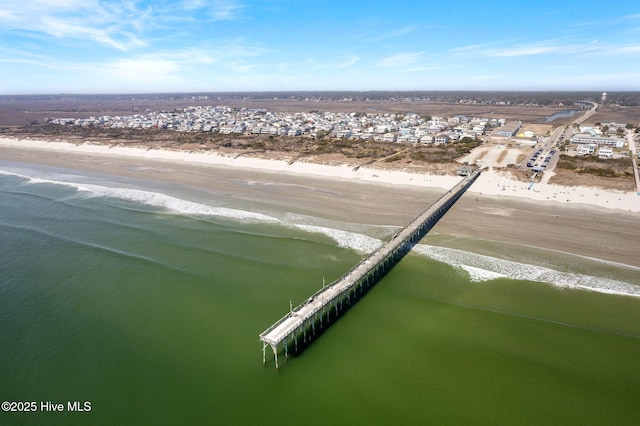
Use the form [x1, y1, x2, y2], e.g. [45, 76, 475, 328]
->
[1, 89, 632, 97]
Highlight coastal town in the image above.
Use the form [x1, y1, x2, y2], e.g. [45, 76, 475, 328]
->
[47, 105, 499, 144]
[46, 104, 638, 162]
[3, 1, 640, 424]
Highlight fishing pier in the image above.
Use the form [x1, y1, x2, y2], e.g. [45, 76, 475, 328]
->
[260, 168, 482, 368]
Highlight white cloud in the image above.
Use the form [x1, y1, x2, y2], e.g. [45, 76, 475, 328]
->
[451, 42, 560, 57]
[228, 63, 256, 73]
[40, 17, 145, 50]
[0, 47, 79, 70]
[376, 51, 425, 68]
[611, 45, 640, 53]
[0, 56, 64, 69]
[403, 66, 439, 73]
[0, 0, 151, 50]
[335, 57, 359, 68]
[161, 0, 245, 21]
[492, 45, 558, 57]
[78, 39, 266, 87]
[210, 0, 245, 21]
[101, 58, 182, 82]
[181, 0, 208, 9]
[368, 25, 419, 42]
[0, 0, 250, 53]
[449, 40, 623, 58]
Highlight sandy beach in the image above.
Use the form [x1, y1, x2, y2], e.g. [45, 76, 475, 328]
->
[1, 136, 639, 267]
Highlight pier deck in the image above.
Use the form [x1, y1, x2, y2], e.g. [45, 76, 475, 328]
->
[260, 168, 482, 368]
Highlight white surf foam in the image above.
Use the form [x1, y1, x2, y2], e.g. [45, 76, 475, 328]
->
[275, 219, 640, 297]
[292, 224, 383, 253]
[458, 265, 506, 282]
[0, 168, 280, 223]
[4, 168, 637, 297]
[413, 244, 640, 297]
[80, 184, 280, 223]
[262, 207, 640, 297]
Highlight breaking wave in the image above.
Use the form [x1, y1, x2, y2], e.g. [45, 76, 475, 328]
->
[4, 167, 638, 297]
[292, 224, 383, 253]
[275, 215, 640, 298]
[412, 244, 640, 297]
[0, 169, 279, 223]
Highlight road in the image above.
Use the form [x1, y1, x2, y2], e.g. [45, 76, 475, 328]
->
[549, 101, 598, 148]
[573, 101, 599, 126]
[541, 101, 598, 174]
[518, 101, 598, 185]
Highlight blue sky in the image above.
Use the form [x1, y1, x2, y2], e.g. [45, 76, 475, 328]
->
[1, 0, 639, 94]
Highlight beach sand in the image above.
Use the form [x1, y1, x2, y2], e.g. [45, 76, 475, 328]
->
[1, 136, 639, 267]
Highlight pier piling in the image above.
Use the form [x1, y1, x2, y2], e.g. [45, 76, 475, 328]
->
[259, 168, 482, 368]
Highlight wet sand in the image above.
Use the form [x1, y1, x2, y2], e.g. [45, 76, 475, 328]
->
[1, 144, 638, 267]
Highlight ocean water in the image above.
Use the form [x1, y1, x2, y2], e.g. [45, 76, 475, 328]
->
[1, 161, 640, 426]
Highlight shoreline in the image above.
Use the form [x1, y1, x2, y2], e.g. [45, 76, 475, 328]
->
[1, 136, 639, 267]
[1, 136, 638, 213]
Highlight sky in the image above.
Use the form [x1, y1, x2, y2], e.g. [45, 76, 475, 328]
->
[0, 0, 639, 94]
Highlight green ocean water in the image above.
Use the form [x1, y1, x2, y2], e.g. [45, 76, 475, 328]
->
[1, 162, 639, 425]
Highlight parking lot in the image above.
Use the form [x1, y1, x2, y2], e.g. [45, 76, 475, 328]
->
[525, 147, 558, 172]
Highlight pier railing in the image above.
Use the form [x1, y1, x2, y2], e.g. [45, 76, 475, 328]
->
[260, 168, 482, 368]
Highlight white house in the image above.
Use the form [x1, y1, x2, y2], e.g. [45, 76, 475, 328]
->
[434, 134, 450, 145]
[598, 146, 613, 158]
[576, 144, 596, 156]
[382, 133, 398, 143]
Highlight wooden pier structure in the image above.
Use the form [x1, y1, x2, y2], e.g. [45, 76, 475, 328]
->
[259, 168, 482, 368]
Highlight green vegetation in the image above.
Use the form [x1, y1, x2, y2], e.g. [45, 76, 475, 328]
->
[408, 137, 482, 163]
[579, 167, 618, 177]
[556, 154, 633, 178]
[14, 123, 487, 167]
[455, 136, 483, 155]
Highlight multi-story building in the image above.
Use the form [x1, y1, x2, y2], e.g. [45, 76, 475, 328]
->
[570, 134, 625, 148]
